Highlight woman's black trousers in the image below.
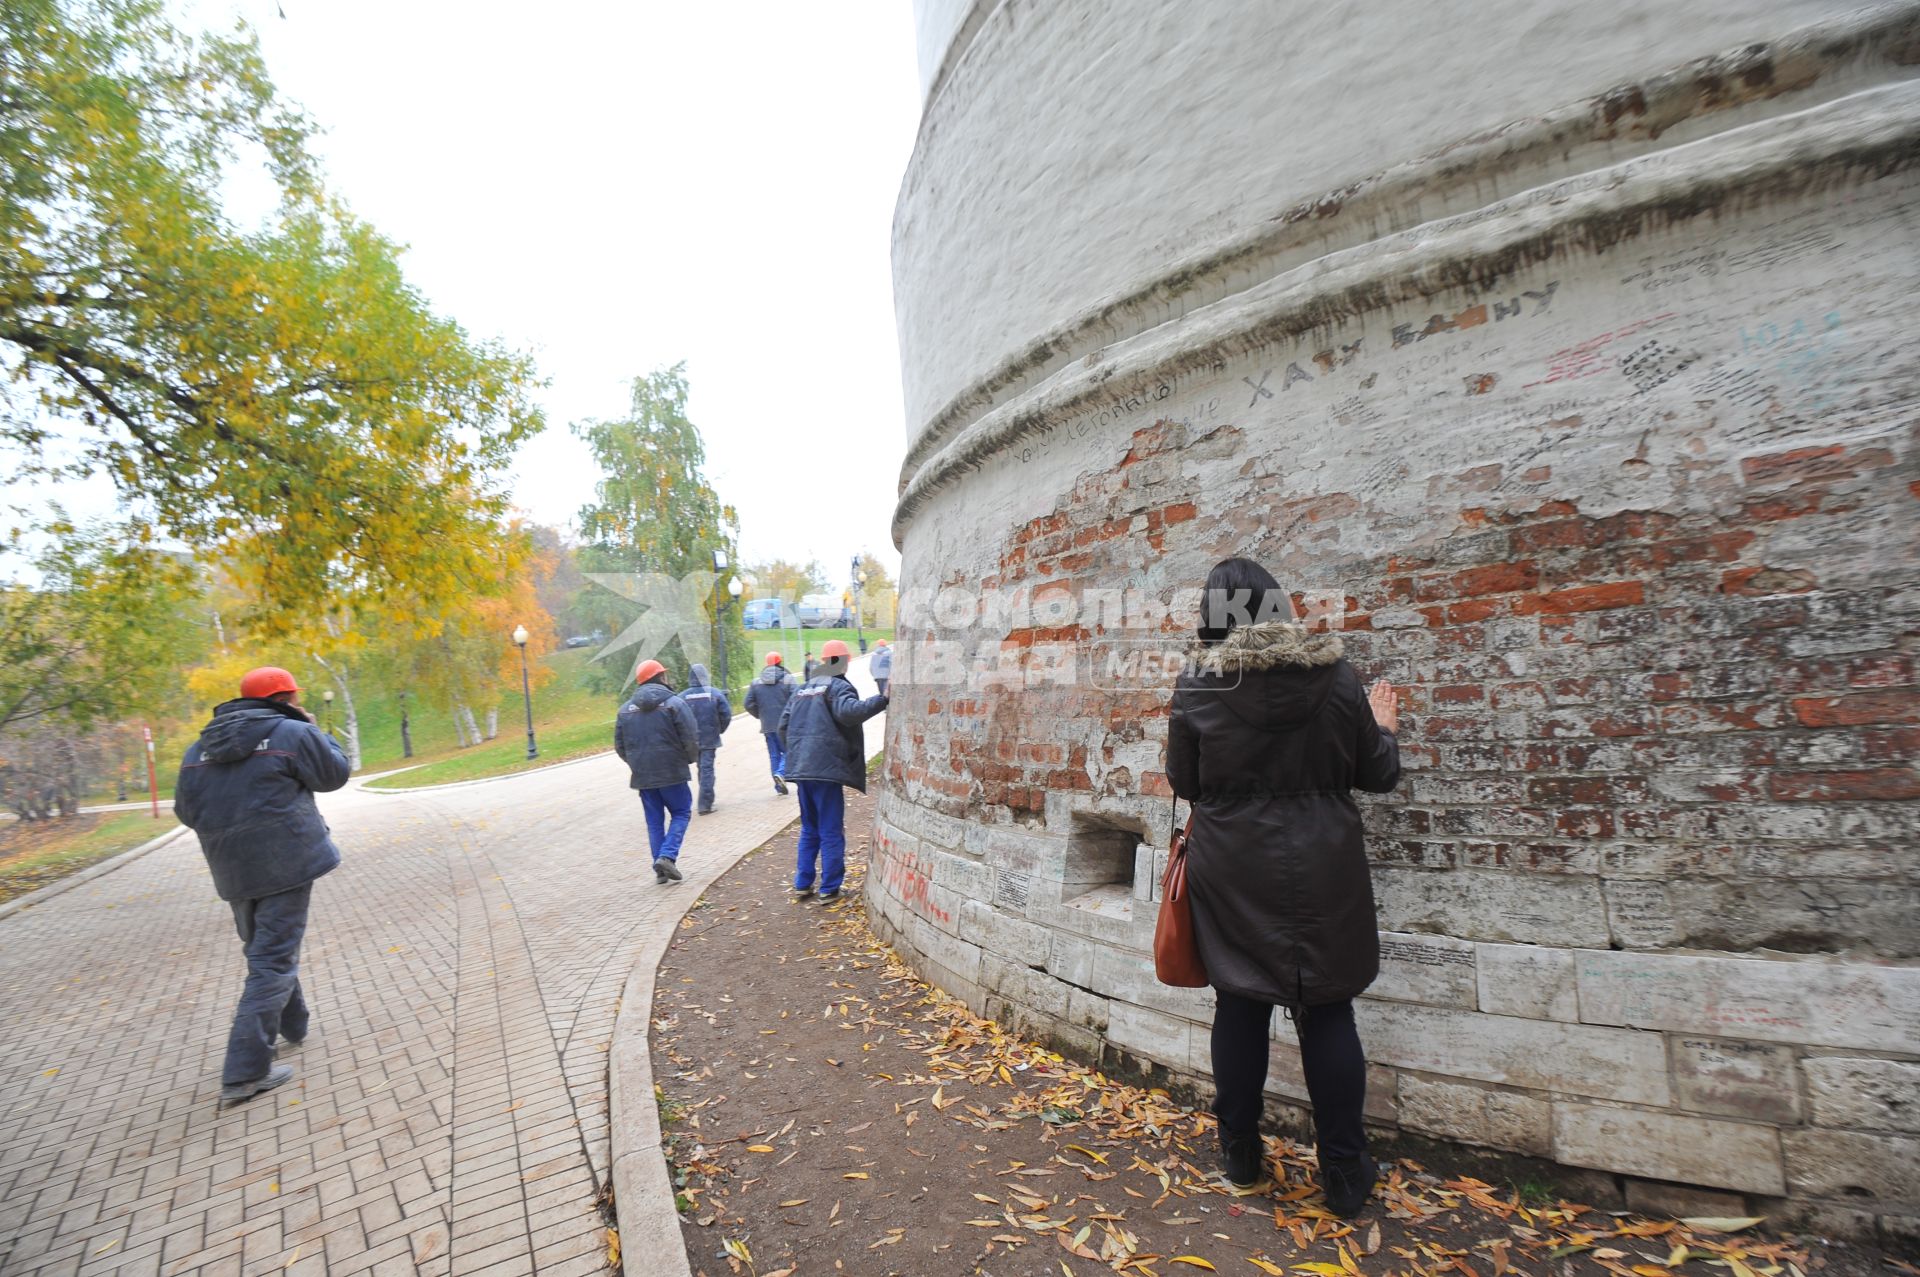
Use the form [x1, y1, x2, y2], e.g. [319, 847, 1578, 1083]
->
[1209, 989, 1368, 1163]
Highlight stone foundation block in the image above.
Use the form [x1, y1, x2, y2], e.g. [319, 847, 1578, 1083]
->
[1066, 987, 1110, 1034]
[959, 899, 1051, 968]
[1107, 1001, 1201, 1073]
[933, 850, 993, 901]
[1803, 1057, 1920, 1133]
[1373, 932, 1477, 1008]
[1375, 868, 1611, 947]
[1476, 943, 1579, 1022]
[908, 914, 982, 986]
[981, 954, 1071, 1019]
[1091, 944, 1215, 1020]
[1603, 880, 1681, 948]
[1576, 952, 1920, 1053]
[1358, 1001, 1671, 1106]
[1668, 1036, 1801, 1124]
[1552, 1102, 1785, 1195]
[1782, 1129, 1920, 1203]
[1395, 1074, 1544, 1153]
[1048, 931, 1096, 988]
[1621, 1179, 1750, 1220]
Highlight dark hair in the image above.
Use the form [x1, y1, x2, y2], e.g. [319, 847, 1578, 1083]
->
[1196, 556, 1292, 645]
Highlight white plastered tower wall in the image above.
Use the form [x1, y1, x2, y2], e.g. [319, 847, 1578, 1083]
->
[879, 0, 1920, 1242]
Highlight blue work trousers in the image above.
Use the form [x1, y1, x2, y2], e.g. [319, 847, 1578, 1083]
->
[223, 883, 312, 1085]
[640, 783, 693, 860]
[697, 748, 718, 810]
[794, 781, 847, 894]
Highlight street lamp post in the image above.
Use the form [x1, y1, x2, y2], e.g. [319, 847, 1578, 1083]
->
[710, 549, 735, 693]
[513, 625, 538, 760]
[849, 555, 869, 653]
[722, 576, 743, 690]
[854, 571, 868, 654]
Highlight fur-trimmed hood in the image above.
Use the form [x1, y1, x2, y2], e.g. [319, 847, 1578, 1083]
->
[1186, 621, 1344, 677]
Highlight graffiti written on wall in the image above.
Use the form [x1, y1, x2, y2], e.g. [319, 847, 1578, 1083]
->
[1243, 281, 1563, 406]
[1015, 377, 1184, 466]
[1392, 282, 1559, 348]
[1009, 281, 1564, 471]
[881, 841, 952, 925]
[1524, 312, 1675, 388]
[1619, 338, 1698, 395]
[1741, 312, 1846, 411]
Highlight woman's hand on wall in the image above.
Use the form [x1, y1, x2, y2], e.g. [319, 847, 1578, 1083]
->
[1368, 679, 1399, 734]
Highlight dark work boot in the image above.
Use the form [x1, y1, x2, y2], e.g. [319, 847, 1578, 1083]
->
[1219, 1129, 1264, 1188]
[1322, 1154, 1378, 1218]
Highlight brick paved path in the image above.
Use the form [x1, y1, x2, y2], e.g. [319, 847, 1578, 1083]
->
[0, 697, 862, 1277]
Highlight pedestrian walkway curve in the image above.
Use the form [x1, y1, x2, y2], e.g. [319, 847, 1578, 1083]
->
[0, 664, 883, 1277]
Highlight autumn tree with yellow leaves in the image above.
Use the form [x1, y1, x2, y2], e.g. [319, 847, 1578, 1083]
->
[0, 0, 543, 634]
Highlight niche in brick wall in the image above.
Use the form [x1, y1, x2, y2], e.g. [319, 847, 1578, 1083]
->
[1061, 810, 1144, 920]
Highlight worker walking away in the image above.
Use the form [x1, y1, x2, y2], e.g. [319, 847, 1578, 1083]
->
[682, 663, 732, 814]
[777, 639, 888, 901]
[615, 660, 700, 882]
[743, 651, 797, 795]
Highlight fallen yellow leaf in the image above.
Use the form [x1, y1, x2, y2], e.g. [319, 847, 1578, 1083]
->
[843, 1171, 869, 1179]
[1173, 1259, 1218, 1271]
[778, 1199, 809, 1208]
[1681, 1216, 1765, 1233]
[747, 1144, 775, 1153]
[1248, 1260, 1287, 1275]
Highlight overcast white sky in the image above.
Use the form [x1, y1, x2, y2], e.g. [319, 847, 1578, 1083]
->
[192, 0, 921, 581]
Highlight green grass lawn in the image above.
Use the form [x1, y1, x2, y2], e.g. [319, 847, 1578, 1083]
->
[0, 809, 181, 904]
[350, 647, 613, 775]
[89, 648, 624, 802]
[360, 715, 616, 790]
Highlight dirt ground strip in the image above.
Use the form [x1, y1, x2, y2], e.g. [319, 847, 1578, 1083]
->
[648, 787, 1894, 1277]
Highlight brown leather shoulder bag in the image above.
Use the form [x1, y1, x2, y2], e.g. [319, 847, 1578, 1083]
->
[1153, 806, 1207, 988]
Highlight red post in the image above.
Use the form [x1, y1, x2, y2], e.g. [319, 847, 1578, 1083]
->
[143, 725, 160, 819]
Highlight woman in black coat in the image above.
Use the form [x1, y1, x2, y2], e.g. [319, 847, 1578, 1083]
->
[1167, 557, 1402, 1215]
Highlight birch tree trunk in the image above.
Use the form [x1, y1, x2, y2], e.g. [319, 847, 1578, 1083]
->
[485, 707, 499, 741]
[308, 649, 363, 771]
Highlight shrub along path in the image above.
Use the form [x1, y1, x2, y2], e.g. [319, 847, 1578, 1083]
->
[651, 787, 1890, 1277]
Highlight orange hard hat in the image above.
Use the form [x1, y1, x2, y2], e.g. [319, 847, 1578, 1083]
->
[634, 659, 668, 684]
[765, 652, 783, 666]
[820, 639, 851, 660]
[240, 666, 300, 699]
